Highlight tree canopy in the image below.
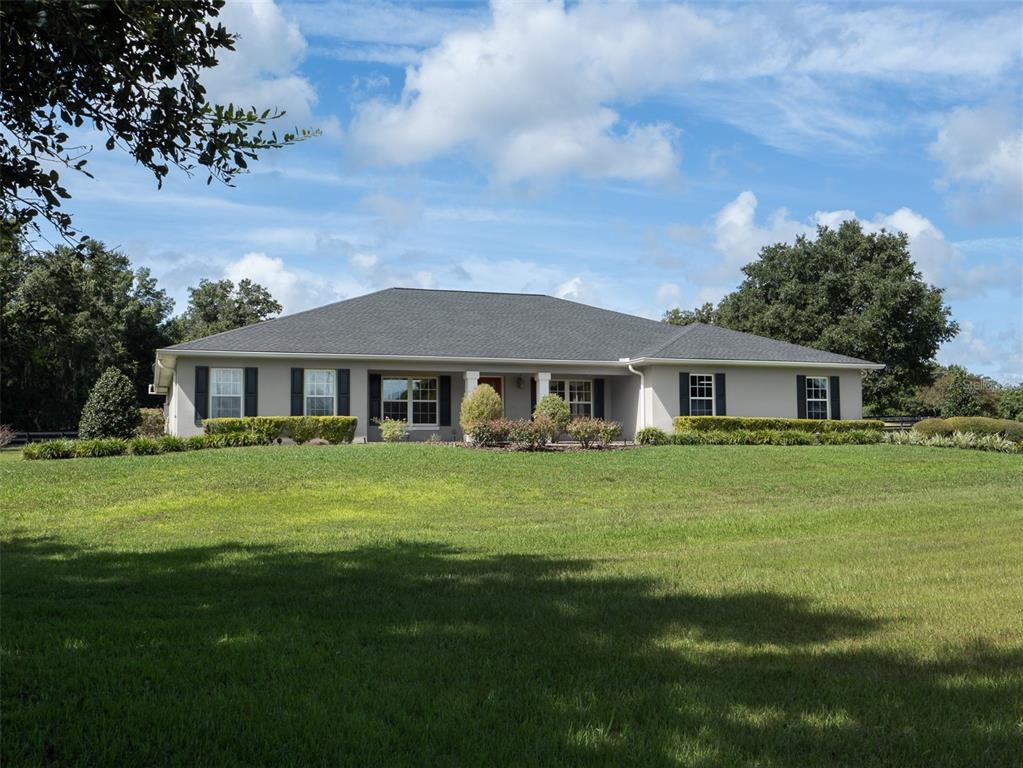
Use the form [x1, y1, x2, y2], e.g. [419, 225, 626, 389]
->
[1, 0, 314, 238]
[662, 221, 959, 415]
[663, 302, 717, 327]
[166, 278, 283, 344]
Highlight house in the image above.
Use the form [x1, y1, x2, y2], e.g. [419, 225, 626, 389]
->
[152, 287, 884, 440]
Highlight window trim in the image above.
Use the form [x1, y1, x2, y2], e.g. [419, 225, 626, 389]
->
[209, 367, 243, 420]
[303, 368, 337, 417]
[689, 373, 715, 417]
[805, 375, 830, 419]
[549, 378, 593, 417]
[380, 375, 439, 428]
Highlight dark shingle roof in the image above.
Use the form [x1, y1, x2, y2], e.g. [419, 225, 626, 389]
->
[162, 288, 879, 366]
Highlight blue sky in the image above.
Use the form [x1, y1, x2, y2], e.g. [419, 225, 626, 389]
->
[60, 1, 1022, 382]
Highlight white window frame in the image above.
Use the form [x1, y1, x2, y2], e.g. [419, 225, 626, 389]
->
[381, 375, 439, 428]
[806, 376, 830, 419]
[209, 367, 243, 419]
[689, 374, 715, 416]
[549, 379, 593, 417]
[304, 369, 336, 417]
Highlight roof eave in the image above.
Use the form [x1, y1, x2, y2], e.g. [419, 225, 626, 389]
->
[630, 356, 886, 370]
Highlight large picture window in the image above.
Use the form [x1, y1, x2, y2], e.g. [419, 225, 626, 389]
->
[305, 369, 335, 416]
[210, 368, 242, 419]
[689, 374, 714, 416]
[549, 379, 592, 417]
[806, 376, 829, 419]
[382, 376, 438, 425]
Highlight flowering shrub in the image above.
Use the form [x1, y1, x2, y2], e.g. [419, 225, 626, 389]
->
[465, 418, 512, 447]
[508, 416, 555, 450]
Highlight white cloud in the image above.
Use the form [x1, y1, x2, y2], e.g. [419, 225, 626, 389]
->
[555, 276, 587, 301]
[930, 103, 1023, 221]
[346, 2, 1022, 176]
[413, 270, 435, 289]
[202, 1, 317, 122]
[223, 251, 339, 312]
[350, 252, 380, 270]
[939, 321, 1023, 386]
[359, 192, 424, 233]
[656, 282, 681, 305]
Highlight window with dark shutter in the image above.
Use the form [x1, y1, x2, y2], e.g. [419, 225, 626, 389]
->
[714, 373, 726, 416]
[244, 367, 258, 417]
[678, 372, 690, 416]
[336, 369, 350, 416]
[194, 366, 209, 425]
[369, 374, 382, 424]
[829, 375, 841, 420]
[593, 378, 605, 418]
[796, 375, 807, 419]
[439, 376, 452, 426]
[290, 368, 304, 416]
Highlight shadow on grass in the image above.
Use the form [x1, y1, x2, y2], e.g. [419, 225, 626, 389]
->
[3, 537, 1020, 766]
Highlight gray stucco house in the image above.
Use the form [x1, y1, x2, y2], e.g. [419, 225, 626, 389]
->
[152, 287, 884, 440]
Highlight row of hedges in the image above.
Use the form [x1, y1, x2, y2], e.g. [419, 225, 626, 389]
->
[203, 416, 357, 444]
[464, 417, 622, 450]
[674, 416, 885, 433]
[23, 432, 268, 460]
[639, 427, 884, 446]
[913, 416, 1023, 442]
[886, 430, 1019, 453]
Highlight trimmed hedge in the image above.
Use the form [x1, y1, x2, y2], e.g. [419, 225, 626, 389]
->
[913, 416, 1023, 442]
[203, 416, 358, 444]
[669, 429, 883, 446]
[636, 427, 671, 445]
[674, 416, 885, 433]
[23, 432, 271, 460]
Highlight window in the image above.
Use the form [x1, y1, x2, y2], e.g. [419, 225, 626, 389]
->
[210, 368, 242, 419]
[305, 369, 335, 416]
[381, 376, 438, 426]
[689, 374, 714, 416]
[549, 379, 592, 417]
[806, 376, 829, 419]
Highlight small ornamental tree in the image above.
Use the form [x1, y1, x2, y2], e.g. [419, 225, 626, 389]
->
[460, 384, 503, 432]
[79, 368, 139, 438]
[533, 394, 571, 434]
[941, 366, 982, 418]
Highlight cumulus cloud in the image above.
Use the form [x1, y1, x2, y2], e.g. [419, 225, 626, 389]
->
[350, 252, 380, 270]
[656, 282, 681, 305]
[223, 251, 339, 313]
[930, 103, 1023, 221]
[346, 1, 1022, 177]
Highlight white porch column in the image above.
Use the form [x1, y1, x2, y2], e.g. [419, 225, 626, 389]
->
[536, 371, 551, 399]
[464, 370, 480, 394]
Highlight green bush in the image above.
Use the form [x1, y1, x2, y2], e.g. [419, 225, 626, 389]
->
[998, 385, 1023, 421]
[377, 418, 408, 443]
[157, 435, 188, 452]
[941, 366, 982, 417]
[912, 418, 951, 437]
[310, 416, 358, 444]
[674, 416, 885, 433]
[533, 394, 571, 434]
[22, 439, 76, 460]
[667, 429, 882, 446]
[136, 408, 166, 437]
[459, 384, 503, 433]
[508, 417, 554, 450]
[202, 418, 249, 434]
[78, 367, 139, 439]
[818, 430, 883, 445]
[74, 438, 127, 458]
[127, 436, 162, 455]
[186, 435, 213, 450]
[565, 417, 603, 448]
[886, 429, 1018, 454]
[914, 416, 1023, 442]
[598, 420, 622, 447]
[465, 418, 511, 447]
[636, 427, 670, 445]
[203, 416, 357, 444]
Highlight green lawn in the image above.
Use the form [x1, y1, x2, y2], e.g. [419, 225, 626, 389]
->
[2, 444, 1021, 767]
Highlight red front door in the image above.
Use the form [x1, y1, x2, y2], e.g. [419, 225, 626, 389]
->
[478, 376, 503, 397]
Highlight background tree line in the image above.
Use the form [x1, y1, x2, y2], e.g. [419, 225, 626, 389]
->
[662, 221, 1021, 419]
[0, 226, 281, 430]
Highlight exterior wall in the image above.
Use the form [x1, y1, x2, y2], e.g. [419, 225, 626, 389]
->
[642, 364, 864, 431]
[166, 357, 626, 440]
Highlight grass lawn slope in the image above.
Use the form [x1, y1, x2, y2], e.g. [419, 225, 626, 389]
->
[2, 445, 1021, 766]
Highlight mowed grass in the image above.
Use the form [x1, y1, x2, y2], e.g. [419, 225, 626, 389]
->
[2, 444, 1021, 767]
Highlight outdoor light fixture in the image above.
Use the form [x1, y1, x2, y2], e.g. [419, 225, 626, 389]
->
[516, 376, 524, 388]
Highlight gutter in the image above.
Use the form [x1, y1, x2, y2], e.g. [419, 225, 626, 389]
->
[627, 364, 645, 430]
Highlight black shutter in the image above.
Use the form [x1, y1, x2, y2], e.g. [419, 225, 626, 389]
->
[244, 367, 258, 417]
[194, 366, 209, 425]
[369, 374, 382, 424]
[336, 369, 350, 416]
[796, 375, 807, 419]
[678, 372, 690, 416]
[829, 375, 841, 420]
[439, 375, 452, 426]
[291, 368, 304, 416]
[530, 378, 537, 413]
[592, 378, 605, 418]
[714, 373, 726, 416]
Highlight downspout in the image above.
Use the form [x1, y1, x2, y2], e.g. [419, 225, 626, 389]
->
[627, 364, 645, 431]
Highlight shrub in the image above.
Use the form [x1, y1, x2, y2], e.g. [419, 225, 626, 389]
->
[597, 420, 622, 447]
[78, 367, 139, 439]
[465, 418, 511, 447]
[885, 429, 1019, 453]
[914, 416, 1023, 442]
[636, 427, 670, 445]
[136, 408, 165, 437]
[818, 429, 883, 445]
[533, 394, 571, 434]
[377, 418, 408, 443]
[203, 418, 249, 434]
[203, 416, 357, 444]
[157, 435, 188, 452]
[566, 417, 603, 448]
[674, 416, 885, 433]
[998, 385, 1023, 421]
[508, 417, 554, 450]
[23, 439, 76, 460]
[126, 436, 162, 455]
[0, 424, 14, 448]
[941, 366, 982, 417]
[74, 438, 127, 458]
[459, 384, 504, 433]
[310, 416, 357, 444]
[186, 435, 213, 450]
[912, 418, 952, 437]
